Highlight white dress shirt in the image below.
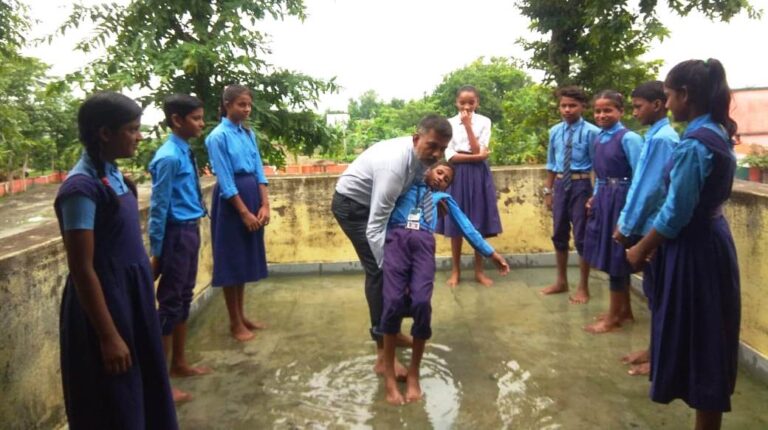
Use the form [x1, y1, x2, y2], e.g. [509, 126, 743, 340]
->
[445, 113, 492, 161]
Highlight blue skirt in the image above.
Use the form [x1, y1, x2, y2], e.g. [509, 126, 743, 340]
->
[649, 216, 740, 412]
[583, 181, 633, 276]
[436, 160, 502, 238]
[211, 174, 268, 286]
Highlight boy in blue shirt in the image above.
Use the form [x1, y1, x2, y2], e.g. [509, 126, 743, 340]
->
[541, 86, 600, 304]
[148, 94, 211, 401]
[380, 161, 509, 405]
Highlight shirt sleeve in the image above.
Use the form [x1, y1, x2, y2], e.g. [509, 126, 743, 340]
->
[622, 132, 644, 174]
[440, 194, 494, 257]
[477, 118, 491, 148]
[60, 194, 97, 231]
[250, 130, 269, 185]
[652, 139, 713, 239]
[148, 156, 178, 257]
[546, 127, 557, 171]
[367, 168, 407, 267]
[206, 132, 239, 199]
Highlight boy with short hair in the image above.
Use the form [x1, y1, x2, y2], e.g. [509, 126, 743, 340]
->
[541, 86, 600, 304]
[380, 161, 509, 405]
[148, 94, 212, 402]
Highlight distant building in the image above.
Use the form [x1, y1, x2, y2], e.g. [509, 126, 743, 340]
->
[326, 113, 350, 128]
[732, 88, 768, 154]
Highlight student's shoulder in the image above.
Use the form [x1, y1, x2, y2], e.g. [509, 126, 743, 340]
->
[624, 129, 643, 143]
[205, 122, 229, 142]
[582, 120, 601, 133]
[656, 124, 681, 142]
[56, 173, 105, 203]
[475, 113, 492, 126]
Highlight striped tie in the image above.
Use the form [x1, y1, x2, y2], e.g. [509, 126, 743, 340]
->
[421, 186, 434, 227]
[562, 127, 574, 192]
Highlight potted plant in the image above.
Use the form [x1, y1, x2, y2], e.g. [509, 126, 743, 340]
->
[741, 144, 768, 183]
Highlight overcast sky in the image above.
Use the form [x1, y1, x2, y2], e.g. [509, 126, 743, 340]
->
[23, 0, 768, 115]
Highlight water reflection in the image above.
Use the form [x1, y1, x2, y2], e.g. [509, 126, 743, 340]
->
[495, 360, 559, 429]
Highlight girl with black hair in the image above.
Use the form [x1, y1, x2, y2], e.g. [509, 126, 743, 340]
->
[54, 91, 178, 429]
[205, 84, 270, 342]
[627, 59, 740, 430]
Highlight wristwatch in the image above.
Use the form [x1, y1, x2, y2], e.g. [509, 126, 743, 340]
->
[542, 187, 552, 196]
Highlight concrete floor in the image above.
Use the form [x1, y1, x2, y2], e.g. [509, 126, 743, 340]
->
[175, 268, 768, 429]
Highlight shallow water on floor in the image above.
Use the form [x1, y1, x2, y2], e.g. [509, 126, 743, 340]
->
[176, 268, 768, 429]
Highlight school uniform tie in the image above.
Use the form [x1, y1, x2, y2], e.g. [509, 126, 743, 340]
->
[562, 127, 574, 192]
[421, 186, 434, 227]
[188, 149, 209, 217]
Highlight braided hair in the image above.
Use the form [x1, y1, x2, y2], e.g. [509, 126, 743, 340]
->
[77, 91, 142, 209]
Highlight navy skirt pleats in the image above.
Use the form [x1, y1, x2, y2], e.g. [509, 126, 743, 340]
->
[583, 182, 634, 276]
[436, 160, 502, 238]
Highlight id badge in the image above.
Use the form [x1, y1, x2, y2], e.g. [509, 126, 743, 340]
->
[406, 208, 421, 230]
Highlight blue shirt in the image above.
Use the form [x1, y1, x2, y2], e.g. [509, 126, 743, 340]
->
[592, 122, 643, 195]
[205, 117, 268, 199]
[388, 182, 495, 257]
[60, 152, 129, 231]
[653, 114, 729, 239]
[148, 134, 206, 257]
[546, 117, 601, 173]
[617, 117, 679, 236]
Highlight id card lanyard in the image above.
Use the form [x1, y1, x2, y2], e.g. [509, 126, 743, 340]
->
[406, 186, 424, 230]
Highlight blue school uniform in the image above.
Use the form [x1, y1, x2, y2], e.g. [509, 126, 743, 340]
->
[380, 181, 495, 339]
[55, 153, 178, 429]
[148, 134, 206, 335]
[583, 123, 642, 278]
[649, 114, 740, 412]
[205, 118, 269, 286]
[546, 117, 600, 254]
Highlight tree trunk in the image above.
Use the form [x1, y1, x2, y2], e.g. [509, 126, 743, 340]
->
[22, 153, 28, 192]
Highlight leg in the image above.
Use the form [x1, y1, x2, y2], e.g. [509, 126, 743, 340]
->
[585, 276, 625, 333]
[569, 180, 591, 304]
[447, 236, 462, 288]
[223, 285, 253, 342]
[161, 335, 192, 402]
[238, 285, 266, 330]
[169, 322, 212, 377]
[474, 250, 493, 287]
[383, 334, 404, 405]
[694, 410, 722, 430]
[542, 179, 570, 295]
[406, 338, 426, 402]
[541, 250, 569, 295]
[568, 257, 590, 304]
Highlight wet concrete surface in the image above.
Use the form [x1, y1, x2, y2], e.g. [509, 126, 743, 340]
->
[175, 268, 768, 429]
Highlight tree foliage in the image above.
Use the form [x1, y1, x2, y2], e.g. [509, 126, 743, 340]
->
[54, 0, 340, 168]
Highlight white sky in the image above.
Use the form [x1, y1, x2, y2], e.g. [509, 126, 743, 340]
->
[23, 0, 768, 116]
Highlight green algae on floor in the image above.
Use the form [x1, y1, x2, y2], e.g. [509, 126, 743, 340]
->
[175, 268, 768, 430]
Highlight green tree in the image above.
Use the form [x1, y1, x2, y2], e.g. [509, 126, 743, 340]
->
[54, 0, 340, 168]
[430, 57, 532, 124]
[493, 84, 558, 165]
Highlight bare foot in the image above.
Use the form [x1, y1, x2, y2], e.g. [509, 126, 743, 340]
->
[584, 318, 621, 334]
[243, 318, 267, 330]
[595, 313, 634, 323]
[172, 386, 192, 403]
[374, 358, 408, 382]
[395, 332, 414, 348]
[446, 271, 460, 288]
[170, 364, 213, 378]
[621, 349, 650, 365]
[230, 324, 255, 342]
[385, 379, 405, 405]
[628, 362, 650, 376]
[475, 272, 494, 287]
[540, 282, 568, 295]
[569, 289, 590, 304]
[593, 312, 608, 321]
[405, 377, 423, 403]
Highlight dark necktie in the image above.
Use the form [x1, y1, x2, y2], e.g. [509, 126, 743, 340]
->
[188, 149, 209, 217]
[562, 127, 574, 192]
[421, 186, 434, 227]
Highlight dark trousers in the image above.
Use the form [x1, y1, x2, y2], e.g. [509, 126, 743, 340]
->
[331, 191, 383, 340]
[157, 222, 200, 336]
[552, 177, 592, 254]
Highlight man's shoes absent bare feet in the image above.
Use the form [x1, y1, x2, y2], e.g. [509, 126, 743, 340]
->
[385, 380, 405, 405]
[475, 272, 494, 287]
[595, 313, 636, 324]
[584, 319, 621, 334]
[170, 364, 213, 378]
[243, 318, 267, 330]
[405, 377, 423, 403]
[540, 282, 568, 295]
[569, 289, 590, 304]
[230, 324, 255, 342]
[621, 349, 650, 365]
[395, 333, 414, 348]
[172, 386, 192, 403]
[628, 362, 650, 376]
[446, 271, 460, 288]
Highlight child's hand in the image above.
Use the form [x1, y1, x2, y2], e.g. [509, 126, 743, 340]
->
[626, 244, 653, 272]
[150, 256, 161, 281]
[545, 193, 553, 211]
[100, 334, 132, 375]
[613, 228, 630, 248]
[256, 205, 270, 227]
[585, 197, 594, 217]
[240, 211, 262, 232]
[460, 110, 473, 126]
[490, 252, 510, 275]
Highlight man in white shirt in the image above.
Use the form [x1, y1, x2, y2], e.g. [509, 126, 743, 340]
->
[332, 114, 452, 377]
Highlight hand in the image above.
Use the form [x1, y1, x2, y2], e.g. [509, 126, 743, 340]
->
[150, 256, 161, 281]
[612, 228, 631, 248]
[256, 205, 270, 227]
[460, 110, 473, 127]
[585, 197, 594, 217]
[626, 244, 648, 272]
[240, 211, 262, 232]
[490, 252, 510, 275]
[99, 334, 132, 375]
[544, 193, 553, 211]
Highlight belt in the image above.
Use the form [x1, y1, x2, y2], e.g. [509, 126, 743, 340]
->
[596, 177, 630, 185]
[556, 172, 590, 180]
[169, 219, 200, 226]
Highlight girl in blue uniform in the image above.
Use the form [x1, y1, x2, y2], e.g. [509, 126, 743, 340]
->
[55, 92, 177, 429]
[582, 90, 642, 334]
[205, 85, 270, 342]
[627, 59, 740, 430]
